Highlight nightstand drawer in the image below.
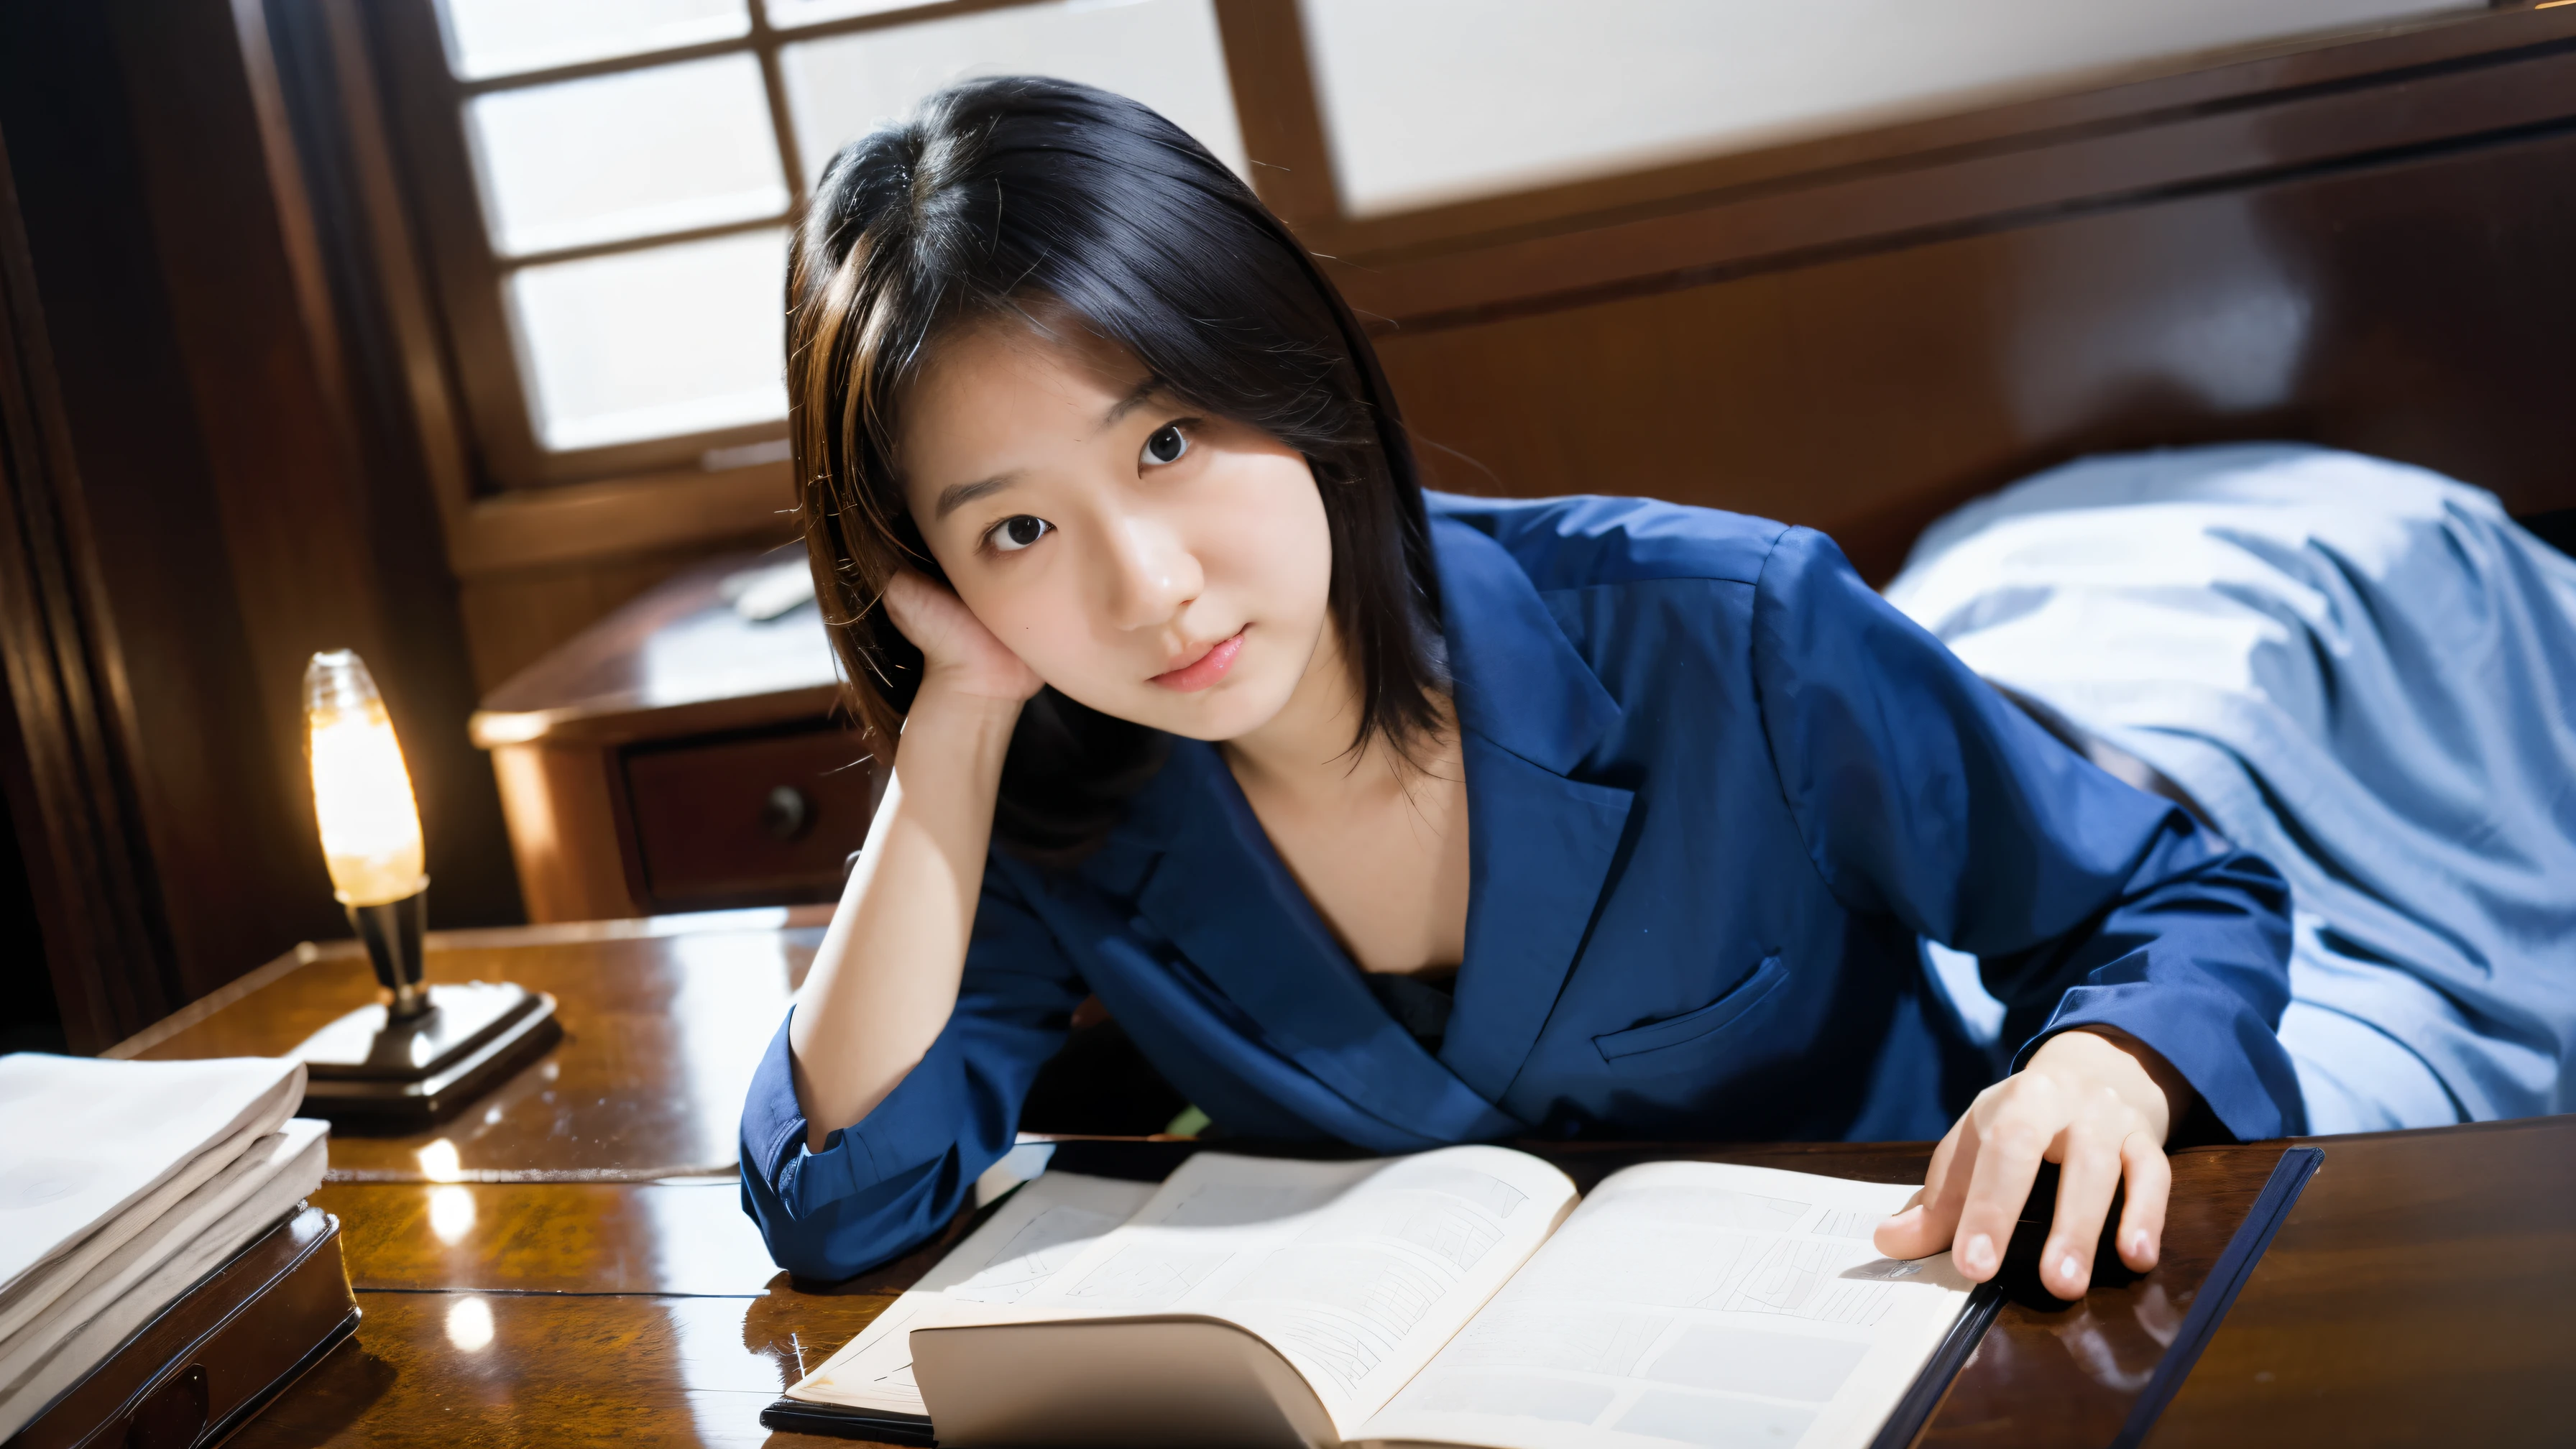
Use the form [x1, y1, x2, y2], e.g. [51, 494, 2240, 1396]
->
[620, 726, 880, 912]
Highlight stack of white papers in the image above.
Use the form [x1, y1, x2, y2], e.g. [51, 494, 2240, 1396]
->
[0, 1054, 331, 1439]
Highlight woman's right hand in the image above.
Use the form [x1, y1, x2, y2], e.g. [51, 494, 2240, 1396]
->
[880, 569, 1044, 705]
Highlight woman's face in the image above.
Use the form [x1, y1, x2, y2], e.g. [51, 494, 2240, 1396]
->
[897, 317, 1336, 742]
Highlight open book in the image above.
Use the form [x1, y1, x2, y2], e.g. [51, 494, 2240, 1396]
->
[778, 1145, 1981, 1449]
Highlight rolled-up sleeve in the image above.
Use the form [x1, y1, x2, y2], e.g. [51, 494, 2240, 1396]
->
[1752, 526, 2304, 1139]
[738, 862, 1087, 1279]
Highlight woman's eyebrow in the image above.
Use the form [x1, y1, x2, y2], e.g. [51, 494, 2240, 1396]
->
[933, 473, 1016, 520]
[1101, 374, 1165, 427]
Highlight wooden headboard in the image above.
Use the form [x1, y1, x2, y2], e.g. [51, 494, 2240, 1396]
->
[1309, 5, 2576, 581]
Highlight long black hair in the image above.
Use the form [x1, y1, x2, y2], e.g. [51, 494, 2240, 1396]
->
[787, 76, 1445, 858]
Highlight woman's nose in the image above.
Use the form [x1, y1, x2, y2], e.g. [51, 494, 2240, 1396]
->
[1104, 515, 1204, 631]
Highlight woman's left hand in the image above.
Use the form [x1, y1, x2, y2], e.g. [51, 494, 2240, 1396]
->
[1872, 1027, 2194, 1297]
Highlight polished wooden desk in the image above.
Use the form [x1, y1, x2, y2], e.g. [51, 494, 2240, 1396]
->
[111, 919, 2575, 1448]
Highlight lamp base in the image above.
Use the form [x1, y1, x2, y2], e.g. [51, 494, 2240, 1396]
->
[290, 980, 561, 1131]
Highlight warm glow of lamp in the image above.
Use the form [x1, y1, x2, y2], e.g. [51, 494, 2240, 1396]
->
[285, 652, 559, 1126]
[304, 650, 426, 906]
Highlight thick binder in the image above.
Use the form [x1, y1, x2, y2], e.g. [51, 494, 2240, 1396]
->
[6, 1205, 359, 1449]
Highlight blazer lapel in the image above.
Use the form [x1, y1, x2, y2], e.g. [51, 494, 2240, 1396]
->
[1129, 741, 1519, 1144]
[1440, 737, 1637, 1102]
[1430, 517, 1639, 1104]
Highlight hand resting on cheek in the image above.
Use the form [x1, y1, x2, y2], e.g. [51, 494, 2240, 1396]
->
[1874, 1026, 2194, 1300]
[879, 569, 1044, 707]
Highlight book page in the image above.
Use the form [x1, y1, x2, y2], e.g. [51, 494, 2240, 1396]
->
[898, 1146, 1569, 1438]
[0, 1054, 303, 1307]
[785, 1170, 1159, 1414]
[1354, 1162, 1972, 1449]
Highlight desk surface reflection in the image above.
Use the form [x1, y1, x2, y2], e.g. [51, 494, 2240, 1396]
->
[111, 916, 2576, 1448]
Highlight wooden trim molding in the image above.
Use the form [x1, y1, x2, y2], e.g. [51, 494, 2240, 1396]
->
[1320, 4, 2576, 328]
[1211, 0, 1341, 229]
[444, 461, 799, 576]
[1294, 4, 2555, 270]
[0, 136, 185, 1049]
[1324, 1, 2575, 590]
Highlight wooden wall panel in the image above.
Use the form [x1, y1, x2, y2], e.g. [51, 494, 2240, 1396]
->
[109, 0, 524, 946]
[0, 132, 183, 1049]
[1, 0, 553, 1039]
[1376, 124, 2576, 583]
[1, 0, 316, 1038]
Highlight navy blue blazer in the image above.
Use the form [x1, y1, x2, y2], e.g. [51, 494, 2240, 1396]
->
[741, 494, 2302, 1279]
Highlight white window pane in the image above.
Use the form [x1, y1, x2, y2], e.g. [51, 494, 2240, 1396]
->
[766, 0, 921, 28]
[1303, 0, 2478, 218]
[468, 55, 789, 257]
[781, 0, 1245, 190]
[507, 231, 788, 452]
[437, 0, 750, 81]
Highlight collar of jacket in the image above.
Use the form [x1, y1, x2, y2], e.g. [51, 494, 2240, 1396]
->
[1113, 515, 1638, 1127]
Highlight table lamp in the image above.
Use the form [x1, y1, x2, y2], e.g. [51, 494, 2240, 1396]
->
[290, 650, 558, 1128]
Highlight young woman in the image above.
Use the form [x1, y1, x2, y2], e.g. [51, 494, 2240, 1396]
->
[740, 78, 2302, 1297]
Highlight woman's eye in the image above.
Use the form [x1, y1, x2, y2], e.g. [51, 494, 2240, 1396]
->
[989, 515, 1051, 552]
[1141, 423, 1190, 467]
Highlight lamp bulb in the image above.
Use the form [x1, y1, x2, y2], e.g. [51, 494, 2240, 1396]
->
[304, 650, 426, 906]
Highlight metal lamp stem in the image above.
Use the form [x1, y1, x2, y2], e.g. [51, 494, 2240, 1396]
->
[346, 886, 431, 1021]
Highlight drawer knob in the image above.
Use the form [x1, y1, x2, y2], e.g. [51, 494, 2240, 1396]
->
[760, 785, 812, 842]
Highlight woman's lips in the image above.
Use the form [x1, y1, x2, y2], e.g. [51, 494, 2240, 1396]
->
[1150, 629, 1246, 692]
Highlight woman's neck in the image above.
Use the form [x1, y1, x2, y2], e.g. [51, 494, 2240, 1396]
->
[1220, 619, 1470, 976]
[1221, 619, 1444, 801]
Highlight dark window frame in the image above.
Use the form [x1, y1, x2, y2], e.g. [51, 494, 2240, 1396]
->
[372, 0, 1179, 494]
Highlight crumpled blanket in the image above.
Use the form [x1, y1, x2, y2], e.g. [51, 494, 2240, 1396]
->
[1885, 443, 2576, 1133]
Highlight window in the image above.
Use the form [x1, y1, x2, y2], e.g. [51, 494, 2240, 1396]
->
[382, 0, 1245, 490]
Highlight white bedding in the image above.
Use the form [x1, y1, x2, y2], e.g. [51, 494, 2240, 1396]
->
[1887, 444, 2576, 1132]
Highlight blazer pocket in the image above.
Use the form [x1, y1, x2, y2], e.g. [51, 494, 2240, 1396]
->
[1592, 954, 1790, 1065]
